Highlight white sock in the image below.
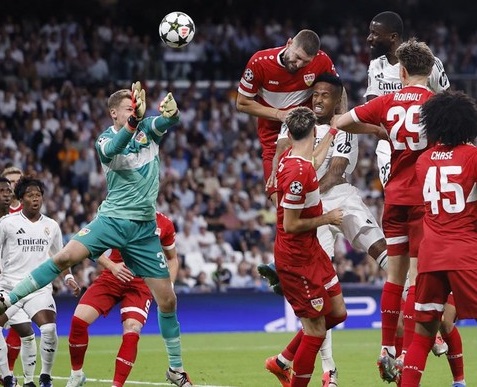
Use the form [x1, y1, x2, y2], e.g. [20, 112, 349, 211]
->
[376, 251, 388, 270]
[320, 329, 336, 372]
[0, 328, 11, 378]
[21, 334, 37, 383]
[39, 323, 58, 375]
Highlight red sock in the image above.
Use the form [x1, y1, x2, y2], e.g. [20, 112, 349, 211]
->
[69, 316, 90, 370]
[402, 285, 416, 352]
[6, 329, 21, 371]
[282, 329, 304, 361]
[400, 332, 434, 386]
[442, 327, 464, 382]
[381, 282, 404, 346]
[292, 334, 324, 387]
[113, 332, 140, 387]
[395, 335, 403, 358]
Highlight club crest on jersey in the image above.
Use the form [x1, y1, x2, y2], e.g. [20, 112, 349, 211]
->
[244, 68, 254, 82]
[44, 227, 50, 237]
[135, 131, 147, 144]
[77, 227, 91, 237]
[311, 297, 324, 312]
[290, 181, 303, 194]
[304, 73, 315, 86]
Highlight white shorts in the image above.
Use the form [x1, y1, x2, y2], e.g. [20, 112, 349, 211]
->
[317, 225, 334, 259]
[322, 183, 384, 253]
[5, 287, 56, 325]
[376, 140, 391, 187]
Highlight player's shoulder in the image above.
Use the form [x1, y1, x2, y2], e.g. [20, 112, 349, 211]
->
[0, 211, 21, 225]
[368, 55, 388, 70]
[156, 211, 173, 226]
[39, 213, 60, 227]
[249, 46, 281, 64]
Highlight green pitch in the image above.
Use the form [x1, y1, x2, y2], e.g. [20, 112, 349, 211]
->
[21, 327, 476, 386]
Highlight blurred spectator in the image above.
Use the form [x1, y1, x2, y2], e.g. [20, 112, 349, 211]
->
[191, 271, 214, 293]
[212, 257, 233, 292]
[229, 260, 252, 288]
[208, 231, 237, 263]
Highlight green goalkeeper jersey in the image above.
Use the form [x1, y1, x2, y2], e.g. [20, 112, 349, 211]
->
[95, 115, 179, 221]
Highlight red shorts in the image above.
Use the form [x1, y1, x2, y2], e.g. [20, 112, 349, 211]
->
[79, 272, 153, 325]
[415, 270, 477, 322]
[276, 253, 341, 319]
[382, 204, 425, 256]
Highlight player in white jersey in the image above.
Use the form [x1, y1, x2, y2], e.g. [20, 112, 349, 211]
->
[365, 11, 450, 186]
[0, 83, 194, 387]
[261, 74, 387, 387]
[0, 177, 80, 387]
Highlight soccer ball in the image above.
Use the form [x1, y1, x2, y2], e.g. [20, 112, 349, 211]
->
[159, 11, 195, 48]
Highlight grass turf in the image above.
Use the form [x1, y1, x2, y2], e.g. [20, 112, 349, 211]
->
[18, 327, 476, 386]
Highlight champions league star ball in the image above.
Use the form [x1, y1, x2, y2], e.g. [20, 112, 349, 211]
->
[159, 11, 195, 48]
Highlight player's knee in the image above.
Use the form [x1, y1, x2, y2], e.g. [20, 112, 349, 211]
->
[39, 322, 57, 339]
[122, 319, 143, 334]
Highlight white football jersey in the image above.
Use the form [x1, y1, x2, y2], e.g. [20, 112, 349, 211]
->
[0, 212, 62, 290]
[364, 55, 450, 186]
[364, 55, 449, 98]
[278, 123, 358, 181]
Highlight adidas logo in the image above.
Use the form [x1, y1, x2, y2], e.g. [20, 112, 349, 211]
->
[366, 219, 372, 224]
[16, 228, 25, 234]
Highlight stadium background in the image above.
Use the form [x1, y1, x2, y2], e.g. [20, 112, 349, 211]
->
[2, 1, 477, 334]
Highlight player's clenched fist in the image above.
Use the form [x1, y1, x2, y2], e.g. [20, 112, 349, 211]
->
[159, 92, 178, 118]
[325, 208, 344, 226]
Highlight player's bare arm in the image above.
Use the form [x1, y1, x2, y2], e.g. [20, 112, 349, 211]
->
[97, 253, 134, 283]
[236, 93, 287, 122]
[283, 207, 343, 234]
[336, 113, 386, 139]
[267, 137, 291, 191]
[319, 156, 349, 194]
[163, 247, 179, 283]
[61, 269, 81, 297]
[311, 130, 336, 170]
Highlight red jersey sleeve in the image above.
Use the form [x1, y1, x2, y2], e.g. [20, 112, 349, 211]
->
[156, 212, 176, 250]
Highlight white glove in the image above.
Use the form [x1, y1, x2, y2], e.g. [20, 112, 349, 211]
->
[159, 92, 178, 118]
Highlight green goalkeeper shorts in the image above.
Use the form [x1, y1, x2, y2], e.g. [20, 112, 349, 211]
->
[72, 215, 170, 279]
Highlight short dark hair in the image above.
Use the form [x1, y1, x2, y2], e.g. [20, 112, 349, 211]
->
[293, 29, 321, 56]
[421, 90, 477, 147]
[372, 11, 403, 36]
[314, 73, 343, 95]
[14, 177, 45, 199]
[285, 107, 316, 141]
[396, 38, 434, 77]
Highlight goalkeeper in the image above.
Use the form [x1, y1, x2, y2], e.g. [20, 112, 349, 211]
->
[0, 84, 194, 387]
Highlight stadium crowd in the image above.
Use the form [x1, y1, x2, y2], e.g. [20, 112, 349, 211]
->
[0, 10, 475, 294]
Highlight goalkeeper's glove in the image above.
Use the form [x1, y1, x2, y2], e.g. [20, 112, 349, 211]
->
[131, 81, 146, 121]
[127, 81, 146, 131]
[159, 92, 178, 118]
